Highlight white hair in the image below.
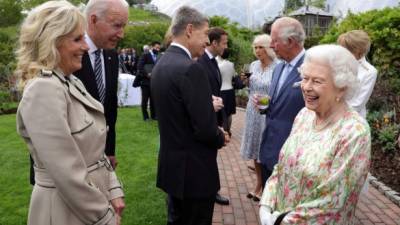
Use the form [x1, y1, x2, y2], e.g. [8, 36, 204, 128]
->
[85, 0, 129, 19]
[299, 44, 359, 100]
[274, 17, 306, 46]
[252, 34, 276, 60]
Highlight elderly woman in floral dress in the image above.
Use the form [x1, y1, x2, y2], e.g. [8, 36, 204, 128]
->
[259, 44, 371, 225]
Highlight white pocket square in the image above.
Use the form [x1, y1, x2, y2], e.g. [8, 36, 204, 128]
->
[292, 81, 301, 88]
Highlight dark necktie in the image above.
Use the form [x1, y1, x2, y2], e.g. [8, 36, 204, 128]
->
[211, 58, 221, 84]
[94, 49, 105, 104]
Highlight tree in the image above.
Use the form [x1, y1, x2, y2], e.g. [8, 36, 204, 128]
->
[0, 0, 23, 27]
[22, 0, 86, 9]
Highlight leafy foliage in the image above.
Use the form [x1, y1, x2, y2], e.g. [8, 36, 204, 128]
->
[0, 0, 23, 27]
[209, 16, 256, 70]
[320, 7, 400, 89]
[119, 23, 169, 55]
[0, 27, 17, 87]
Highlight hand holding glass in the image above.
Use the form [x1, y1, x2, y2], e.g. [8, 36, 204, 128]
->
[253, 93, 270, 110]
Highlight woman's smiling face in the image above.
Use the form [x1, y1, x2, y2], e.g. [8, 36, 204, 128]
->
[300, 60, 345, 116]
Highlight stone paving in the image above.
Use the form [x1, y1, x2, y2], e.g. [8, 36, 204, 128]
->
[212, 110, 400, 225]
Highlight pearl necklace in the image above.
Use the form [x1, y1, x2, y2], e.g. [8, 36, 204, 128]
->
[313, 105, 347, 131]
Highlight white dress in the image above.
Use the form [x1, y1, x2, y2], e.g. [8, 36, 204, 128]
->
[240, 60, 278, 160]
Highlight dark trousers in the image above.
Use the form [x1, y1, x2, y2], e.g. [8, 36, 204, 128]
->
[29, 155, 35, 185]
[261, 164, 273, 189]
[140, 85, 155, 120]
[167, 194, 215, 225]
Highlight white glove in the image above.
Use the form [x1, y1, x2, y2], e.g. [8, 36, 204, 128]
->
[259, 206, 278, 225]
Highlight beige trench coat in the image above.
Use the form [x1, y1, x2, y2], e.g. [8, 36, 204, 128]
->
[17, 69, 124, 225]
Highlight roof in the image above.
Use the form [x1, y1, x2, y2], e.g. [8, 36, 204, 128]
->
[289, 5, 333, 17]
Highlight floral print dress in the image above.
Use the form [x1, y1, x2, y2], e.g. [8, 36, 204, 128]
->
[240, 59, 277, 160]
[260, 107, 371, 225]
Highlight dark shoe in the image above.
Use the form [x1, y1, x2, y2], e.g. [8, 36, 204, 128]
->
[248, 165, 255, 171]
[215, 193, 229, 205]
[252, 195, 260, 202]
[246, 192, 254, 199]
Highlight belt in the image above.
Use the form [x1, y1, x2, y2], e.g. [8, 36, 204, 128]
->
[34, 157, 112, 188]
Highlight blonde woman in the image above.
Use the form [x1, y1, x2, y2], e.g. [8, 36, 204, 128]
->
[240, 34, 278, 201]
[337, 30, 378, 118]
[15, 1, 124, 225]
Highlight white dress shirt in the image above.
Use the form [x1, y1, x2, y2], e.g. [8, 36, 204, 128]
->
[170, 42, 192, 59]
[85, 34, 106, 89]
[277, 49, 305, 94]
[347, 57, 378, 118]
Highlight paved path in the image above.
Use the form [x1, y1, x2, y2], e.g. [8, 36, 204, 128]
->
[212, 110, 400, 225]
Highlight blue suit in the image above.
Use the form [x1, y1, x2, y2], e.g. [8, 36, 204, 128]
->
[259, 55, 305, 172]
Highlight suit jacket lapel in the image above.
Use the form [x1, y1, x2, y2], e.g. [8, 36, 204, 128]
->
[103, 50, 113, 103]
[274, 55, 305, 101]
[269, 63, 285, 101]
[203, 54, 221, 87]
[80, 53, 100, 100]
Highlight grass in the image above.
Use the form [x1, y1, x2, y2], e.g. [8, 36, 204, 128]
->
[0, 107, 166, 225]
[128, 7, 170, 23]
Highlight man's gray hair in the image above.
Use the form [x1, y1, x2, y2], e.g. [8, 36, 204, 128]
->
[170, 6, 209, 37]
[85, 0, 129, 19]
[274, 17, 306, 46]
[299, 44, 359, 100]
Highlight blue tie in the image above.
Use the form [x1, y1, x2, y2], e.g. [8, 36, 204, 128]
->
[94, 49, 105, 104]
[277, 63, 290, 94]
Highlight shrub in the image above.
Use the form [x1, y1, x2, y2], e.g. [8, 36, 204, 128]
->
[209, 16, 256, 70]
[119, 22, 169, 55]
[320, 7, 400, 90]
[367, 110, 400, 153]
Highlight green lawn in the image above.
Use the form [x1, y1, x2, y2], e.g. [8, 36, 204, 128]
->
[0, 107, 166, 225]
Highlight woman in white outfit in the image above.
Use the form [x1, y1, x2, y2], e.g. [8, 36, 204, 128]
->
[217, 49, 238, 136]
[337, 30, 378, 118]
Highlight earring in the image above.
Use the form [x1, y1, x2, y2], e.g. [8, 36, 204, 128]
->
[335, 97, 340, 102]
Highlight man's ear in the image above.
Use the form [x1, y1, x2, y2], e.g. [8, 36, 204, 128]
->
[90, 14, 98, 25]
[211, 40, 218, 47]
[185, 24, 193, 38]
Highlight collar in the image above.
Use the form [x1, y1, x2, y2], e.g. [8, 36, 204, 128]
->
[171, 42, 192, 59]
[205, 48, 215, 60]
[85, 34, 101, 55]
[286, 48, 305, 67]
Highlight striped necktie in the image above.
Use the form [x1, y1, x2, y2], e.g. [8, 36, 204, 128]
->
[94, 49, 105, 104]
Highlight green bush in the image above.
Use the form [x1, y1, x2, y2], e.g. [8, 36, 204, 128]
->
[209, 16, 256, 70]
[320, 7, 400, 85]
[367, 110, 400, 153]
[119, 22, 169, 54]
[0, 27, 17, 87]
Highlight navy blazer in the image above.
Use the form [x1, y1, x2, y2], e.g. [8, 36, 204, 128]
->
[74, 50, 119, 156]
[137, 52, 156, 86]
[198, 53, 224, 127]
[259, 55, 305, 170]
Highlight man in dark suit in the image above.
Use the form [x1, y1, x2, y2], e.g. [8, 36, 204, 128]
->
[137, 41, 161, 121]
[197, 27, 230, 206]
[256, 17, 306, 186]
[74, 0, 129, 170]
[151, 6, 227, 225]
